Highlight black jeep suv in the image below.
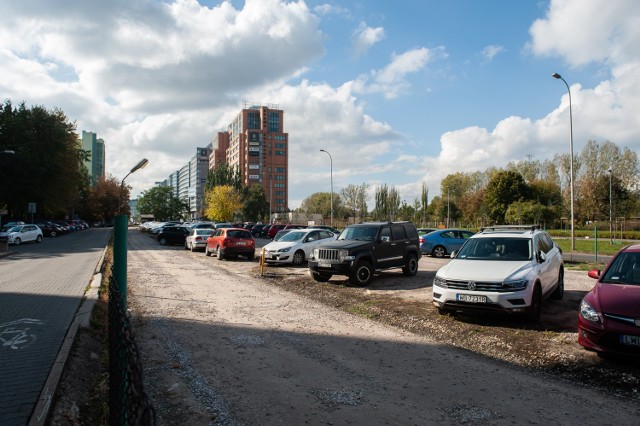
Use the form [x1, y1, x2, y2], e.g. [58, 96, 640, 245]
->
[308, 221, 421, 286]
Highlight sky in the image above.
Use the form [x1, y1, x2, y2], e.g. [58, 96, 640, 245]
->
[1, 0, 639, 209]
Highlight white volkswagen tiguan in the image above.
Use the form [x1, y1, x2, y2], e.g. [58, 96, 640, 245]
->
[432, 225, 564, 322]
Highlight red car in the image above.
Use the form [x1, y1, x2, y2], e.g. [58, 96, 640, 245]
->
[578, 244, 640, 358]
[205, 227, 255, 261]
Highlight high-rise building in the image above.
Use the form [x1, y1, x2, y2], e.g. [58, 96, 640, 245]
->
[81, 131, 105, 186]
[160, 147, 211, 220]
[213, 104, 288, 213]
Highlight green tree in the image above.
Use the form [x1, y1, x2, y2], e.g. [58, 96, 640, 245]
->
[341, 183, 369, 222]
[484, 170, 529, 224]
[85, 175, 127, 224]
[298, 192, 342, 222]
[205, 163, 242, 192]
[242, 184, 269, 222]
[205, 185, 243, 222]
[0, 100, 89, 220]
[137, 186, 188, 221]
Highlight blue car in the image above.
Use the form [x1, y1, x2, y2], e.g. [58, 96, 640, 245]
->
[420, 229, 475, 257]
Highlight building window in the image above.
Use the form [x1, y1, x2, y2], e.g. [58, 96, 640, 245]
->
[248, 112, 260, 129]
[275, 143, 286, 148]
[275, 175, 285, 180]
[275, 151, 286, 156]
[275, 167, 286, 173]
[275, 183, 286, 188]
[268, 112, 279, 132]
[276, 190, 285, 196]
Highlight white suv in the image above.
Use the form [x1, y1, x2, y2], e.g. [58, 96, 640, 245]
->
[432, 225, 564, 322]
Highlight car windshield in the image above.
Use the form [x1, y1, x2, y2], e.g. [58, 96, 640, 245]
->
[600, 252, 640, 285]
[4, 226, 20, 233]
[456, 237, 532, 261]
[338, 226, 377, 241]
[279, 231, 306, 242]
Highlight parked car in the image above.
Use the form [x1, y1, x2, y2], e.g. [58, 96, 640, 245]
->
[263, 228, 337, 266]
[578, 244, 640, 358]
[185, 228, 215, 252]
[35, 221, 61, 237]
[205, 228, 255, 260]
[213, 222, 233, 230]
[420, 229, 475, 257]
[190, 222, 216, 230]
[259, 225, 272, 238]
[250, 224, 267, 238]
[266, 224, 286, 239]
[0, 224, 43, 245]
[308, 221, 421, 286]
[309, 225, 340, 234]
[157, 226, 190, 245]
[432, 225, 564, 322]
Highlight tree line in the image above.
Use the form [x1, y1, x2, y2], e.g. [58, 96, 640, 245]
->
[3, 100, 638, 228]
[0, 100, 132, 225]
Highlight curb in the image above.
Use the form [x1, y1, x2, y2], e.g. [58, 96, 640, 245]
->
[28, 244, 109, 426]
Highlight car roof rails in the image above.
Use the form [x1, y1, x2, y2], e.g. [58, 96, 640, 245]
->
[480, 225, 540, 234]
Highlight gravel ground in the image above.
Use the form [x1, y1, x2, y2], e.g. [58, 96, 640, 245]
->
[115, 230, 640, 425]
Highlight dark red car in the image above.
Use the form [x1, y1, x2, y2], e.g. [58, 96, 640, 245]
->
[205, 227, 255, 261]
[578, 244, 640, 358]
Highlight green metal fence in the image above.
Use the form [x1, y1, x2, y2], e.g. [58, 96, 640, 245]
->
[109, 269, 156, 425]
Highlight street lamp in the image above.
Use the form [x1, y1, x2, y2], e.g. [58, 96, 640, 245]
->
[552, 72, 575, 251]
[319, 149, 333, 227]
[119, 158, 149, 214]
[608, 168, 613, 244]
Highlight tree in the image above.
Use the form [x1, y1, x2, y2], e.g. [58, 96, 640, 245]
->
[0, 100, 88, 220]
[372, 184, 400, 221]
[341, 183, 369, 222]
[484, 170, 529, 224]
[298, 192, 341, 222]
[205, 185, 243, 222]
[85, 175, 127, 224]
[205, 163, 242, 192]
[242, 184, 269, 222]
[137, 186, 188, 221]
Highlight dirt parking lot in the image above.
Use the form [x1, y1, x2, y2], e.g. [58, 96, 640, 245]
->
[50, 231, 640, 425]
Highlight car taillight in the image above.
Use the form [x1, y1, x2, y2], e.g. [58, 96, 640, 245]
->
[419, 237, 425, 244]
[222, 238, 228, 247]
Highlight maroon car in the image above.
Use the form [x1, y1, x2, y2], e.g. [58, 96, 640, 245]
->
[578, 244, 640, 358]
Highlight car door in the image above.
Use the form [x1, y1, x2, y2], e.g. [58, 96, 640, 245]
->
[536, 233, 561, 296]
[23, 225, 37, 242]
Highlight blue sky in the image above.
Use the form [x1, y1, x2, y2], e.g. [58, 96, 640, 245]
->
[1, 0, 638, 209]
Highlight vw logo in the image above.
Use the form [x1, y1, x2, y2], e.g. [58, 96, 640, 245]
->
[467, 281, 477, 291]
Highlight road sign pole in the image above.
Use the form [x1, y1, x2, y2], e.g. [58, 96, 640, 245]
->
[113, 214, 128, 308]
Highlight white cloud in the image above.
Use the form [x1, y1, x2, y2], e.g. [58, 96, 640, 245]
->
[352, 22, 385, 56]
[481, 44, 505, 61]
[353, 47, 443, 99]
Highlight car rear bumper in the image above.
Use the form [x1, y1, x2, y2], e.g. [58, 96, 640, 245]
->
[432, 286, 532, 314]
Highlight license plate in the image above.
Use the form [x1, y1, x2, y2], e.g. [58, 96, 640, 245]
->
[620, 334, 640, 347]
[457, 294, 487, 303]
[318, 261, 331, 268]
[236, 241, 246, 246]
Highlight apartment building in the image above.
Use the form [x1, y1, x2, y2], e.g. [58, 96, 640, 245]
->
[160, 147, 211, 219]
[214, 104, 289, 213]
[81, 130, 105, 186]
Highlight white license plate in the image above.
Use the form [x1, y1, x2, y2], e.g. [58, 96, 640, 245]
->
[457, 294, 487, 303]
[318, 261, 332, 268]
[236, 241, 246, 246]
[620, 334, 640, 347]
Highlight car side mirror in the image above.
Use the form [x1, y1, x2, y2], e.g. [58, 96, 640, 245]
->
[450, 250, 457, 258]
[587, 269, 601, 279]
[538, 250, 547, 263]
[380, 236, 390, 242]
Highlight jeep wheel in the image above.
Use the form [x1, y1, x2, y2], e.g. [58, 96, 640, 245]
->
[551, 268, 564, 300]
[402, 253, 419, 277]
[292, 250, 305, 266]
[526, 284, 542, 323]
[311, 272, 332, 282]
[432, 245, 446, 258]
[350, 260, 373, 286]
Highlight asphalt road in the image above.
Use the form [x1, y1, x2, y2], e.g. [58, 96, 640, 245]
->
[0, 227, 111, 426]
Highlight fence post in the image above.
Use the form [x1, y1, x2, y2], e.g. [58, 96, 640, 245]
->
[113, 214, 128, 309]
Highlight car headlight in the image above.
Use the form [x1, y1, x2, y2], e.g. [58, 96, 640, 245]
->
[580, 299, 601, 323]
[277, 247, 290, 253]
[433, 275, 448, 288]
[502, 279, 528, 291]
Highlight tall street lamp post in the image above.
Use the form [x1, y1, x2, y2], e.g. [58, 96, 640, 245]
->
[552, 72, 575, 251]
[115, 158, 149, 309]
[319, 149, 333, 227]
[608, 168, 613, 244]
